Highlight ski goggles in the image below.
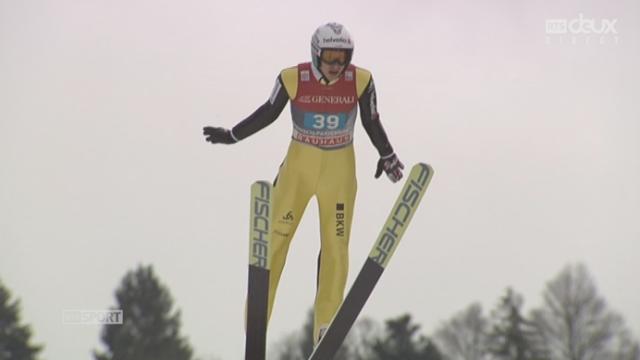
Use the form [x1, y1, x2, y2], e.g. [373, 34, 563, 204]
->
[320, 49, 350, 66]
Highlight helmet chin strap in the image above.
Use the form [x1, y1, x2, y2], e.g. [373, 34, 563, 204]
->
[312, 61, 329, 83]
[320, 69, 341, 85]
[313, 60, 346, 84]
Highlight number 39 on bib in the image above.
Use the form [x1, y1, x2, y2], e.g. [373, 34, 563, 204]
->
[304, 113, 347, 131]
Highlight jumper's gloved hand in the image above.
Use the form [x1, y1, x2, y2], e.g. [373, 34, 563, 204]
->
[203, 127, 236, 144]
[375, 153, 404, 183]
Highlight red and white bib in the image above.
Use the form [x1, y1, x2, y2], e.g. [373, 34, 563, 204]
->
[290, 63, 358, 149]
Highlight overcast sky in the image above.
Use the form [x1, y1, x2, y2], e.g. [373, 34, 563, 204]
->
[1, 0, 639, 359]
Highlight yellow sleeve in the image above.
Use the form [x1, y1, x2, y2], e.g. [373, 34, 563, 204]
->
[280, 67, 298, 100]
[355, 67, 373, 98]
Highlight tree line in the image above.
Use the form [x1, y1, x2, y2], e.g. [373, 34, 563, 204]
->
[269, 263, 638, 360]
[1, 263, 638, 360]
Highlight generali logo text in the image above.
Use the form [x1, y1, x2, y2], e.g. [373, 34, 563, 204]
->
[298, 95, 355, 105]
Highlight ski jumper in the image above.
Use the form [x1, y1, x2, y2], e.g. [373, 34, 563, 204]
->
[230, 62, 394, 343]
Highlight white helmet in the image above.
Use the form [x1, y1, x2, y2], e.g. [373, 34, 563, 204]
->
[311, 22, 354, 70]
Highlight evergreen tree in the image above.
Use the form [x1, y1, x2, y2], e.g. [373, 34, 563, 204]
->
[371, 314, 443, 360]
[93, 265, 193, 360]
[0, 279, 42, 360]
[487, 288, 548, 360]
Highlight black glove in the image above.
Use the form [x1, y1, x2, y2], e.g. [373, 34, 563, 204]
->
[375, 153, 404, 183]
[203, 127, 236, 144]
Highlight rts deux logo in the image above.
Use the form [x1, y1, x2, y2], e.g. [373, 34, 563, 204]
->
[546, 13, 619, 45]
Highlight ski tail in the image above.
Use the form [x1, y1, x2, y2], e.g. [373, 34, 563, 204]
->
[308, 163, 434, 360]
[245, 181, 273, 360]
